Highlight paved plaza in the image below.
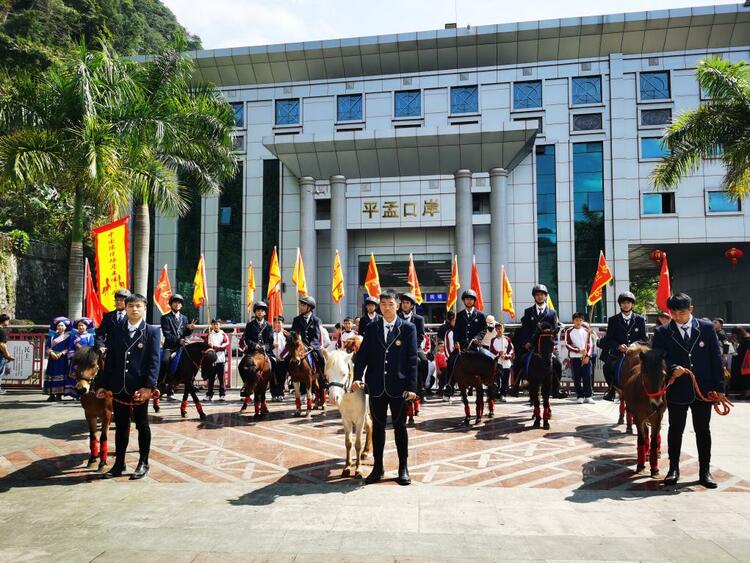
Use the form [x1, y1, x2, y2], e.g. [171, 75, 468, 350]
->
[1, 389, 750, 562]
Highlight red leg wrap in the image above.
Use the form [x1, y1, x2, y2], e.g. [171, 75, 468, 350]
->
[488, 400, 495, 413]
[478, 399, 484, 417]
[100, 441, 108, 462]
[320, 390, 327, 403]
[637, 444, 646, 466]
[657, 433, 662, 455]
[533, 405, 541, 419]
[408, 403, 414, 417]
[627, 413, 634, 426]
[543, 406, 551, 421]
[414, 399, 420, 414]
[619, 401, 626, 416]
[464, 404, 471, 417]
[295, 397, 302, 410]
[254, 400, 260, 415]
[243, 395, 251, 407]
[90, 438, 99, 457]
[306, 398, 313, 411]
[195, 402, 204, 415]
[180, 400, 188, 414]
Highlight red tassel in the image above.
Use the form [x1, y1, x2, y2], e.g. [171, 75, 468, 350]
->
[464, 404, 471, 417]
[90, 438, 99, 457]
[101, 441, 108, 462]
[295, 397, 302, 410]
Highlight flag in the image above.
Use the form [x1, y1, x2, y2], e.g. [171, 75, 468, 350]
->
[192, 255, 207, 308]
[407, 253, 423, 304]
[656, 252, 671, 313]
[292, 248, 308, 297]
[246, 261, 256, 313]
[547, 294, 555, 311]
[587, 250, 614, 306]
[84, 258, 104, 326]
[501, 266, 515, 320]
[446, 255, 460, 311]
[267, 247, 283, 321]
[470, 256, 484, 311]
[332, 250, 345, 304]
[92, 216, 130, 312]
[153, 264, 173, 315]
[364, 253, 381, 298]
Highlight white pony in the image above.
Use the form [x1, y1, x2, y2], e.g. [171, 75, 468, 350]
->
[325, 345, 372, 478]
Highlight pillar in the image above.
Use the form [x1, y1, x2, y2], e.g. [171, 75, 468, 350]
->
[299, 176, 316, 300]
[490, 167, 509, 316]
[454, 169, 473, 310]
[330, 174, 348, 318]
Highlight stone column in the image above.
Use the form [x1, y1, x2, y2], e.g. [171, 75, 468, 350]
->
[299, 176, 316, 300]
[330, 174, 348, 318]
[489, 167, 509, 316]
[454, 169, 473, 309]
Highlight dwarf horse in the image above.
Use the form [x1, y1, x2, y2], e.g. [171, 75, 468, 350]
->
[526, 323, 557, 430]
[285, 332, 327, 417]
[325, 347, 373, 478]
[238, 347, 272, 419]
[152, 341, 217, 420]
[448, 347, 499, 426]
[619, 345, 668, 477]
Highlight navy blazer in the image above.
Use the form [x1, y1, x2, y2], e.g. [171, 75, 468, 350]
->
[651, 318, 725, 405]
[243, 319, 274, 353]
[519, 305, 559, 347]
[453, 309, 488, 349]
[290, 313, 323, 349]
[160, 311, 192, 350]
[354, 317, 418, 398]
[95, 309, 125, 349]
[602, 313, 648, 355]
[358, 313, 381, 335]
[398, 311, 425, 347]
[101, 321, 161, 396]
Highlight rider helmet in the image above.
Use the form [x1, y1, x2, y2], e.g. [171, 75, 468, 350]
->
[299, 295, 316, 309]
[531, 284, 548, 296]
[461, 289, 477, 300]
[169, 294, 184, 305]
[617, 291, 636, 304]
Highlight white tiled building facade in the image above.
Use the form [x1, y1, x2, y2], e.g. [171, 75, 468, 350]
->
[153, 3, 750, 324]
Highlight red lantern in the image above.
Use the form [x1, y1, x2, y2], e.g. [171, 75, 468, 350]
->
[649, 249, 665, 267]
[725, 247, 744, 267]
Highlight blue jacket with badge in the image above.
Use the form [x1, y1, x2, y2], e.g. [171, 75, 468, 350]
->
[453, 309, 488, 349]
[160, 311, 192, 350]
[601, 312, 648, 355]
[651, 318, 725, 405]
[291, 313, 323, 350]
[354, 317, 418, 398]
[101, 321, 161, 396]
[519, 305, 559, 347]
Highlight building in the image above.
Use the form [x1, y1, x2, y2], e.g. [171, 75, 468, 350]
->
[152, 3, 750, 324]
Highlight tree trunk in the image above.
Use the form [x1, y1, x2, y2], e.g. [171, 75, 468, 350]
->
[132, 202, 150, 297]
[67, 188, 85, 318]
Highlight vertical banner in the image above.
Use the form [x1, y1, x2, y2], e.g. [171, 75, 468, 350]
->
[92, 216, 130, 312]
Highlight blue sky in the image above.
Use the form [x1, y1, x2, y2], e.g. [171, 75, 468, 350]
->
[161, 0, 738, 50]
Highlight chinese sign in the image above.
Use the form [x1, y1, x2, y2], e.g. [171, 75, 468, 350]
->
[425, 292, 447, 303]
[4, 341, 34, 380]
[348, 194, 453, 229]
[92, 216, 130, 312]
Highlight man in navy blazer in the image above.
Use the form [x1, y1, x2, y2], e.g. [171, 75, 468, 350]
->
[651, 293, 727, 489]
[94, 288, 130, 351]
[353, 289, 418, 486]
[97, 293, 161, 480]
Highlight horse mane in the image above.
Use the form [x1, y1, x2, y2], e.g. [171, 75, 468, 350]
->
[72, 345, 101, 371]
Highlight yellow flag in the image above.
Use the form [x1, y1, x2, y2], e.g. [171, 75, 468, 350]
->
[501, 266, 515, 320]
[267, 247, 283, 321]
[332, 250, 345, 304]
[246, 261, 256, 313]
[192, 254, 207, 308]
[292, 248, 308, 297]
[547, 293, 555, 311]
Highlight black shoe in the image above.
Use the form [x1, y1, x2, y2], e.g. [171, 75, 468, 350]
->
[130, 461, 149, 480]
[699, 468, 717, 489]
[664, 467, 679, 486]
[103, 463, 126, 479]
[364, 467, 384, 485]
[603, 388, 616, 402]
[396, 464, 411, 486]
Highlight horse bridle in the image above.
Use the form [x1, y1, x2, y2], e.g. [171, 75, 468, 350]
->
[326, 362, 354, 393]
[183, 344, 213, 371]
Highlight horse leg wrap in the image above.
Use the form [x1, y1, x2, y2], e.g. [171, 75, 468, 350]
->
[306, 398, 313, 411]
[100, 441, 108, 463]
[295, 397, 302, 411]
[637, 444, 647, 466]
[195, 402, 205, 416]
[320, 390, 327, 404]
[414, 399, 420, 415]
[656, 433, 662, 456]
[619, 401, 626, 416]
[626, 412, 634, 427]
[488, 400, 495, 414]
[408, 402, 414, 417]
[90, 438, 99, 458]
[180, 400, 188, 415]
[533, 405, 541, 419]
[464, 404, 471, 418]
[543, 406, 551, 421]
[254, 400, 260, 416]
[478, 399, 484, 417]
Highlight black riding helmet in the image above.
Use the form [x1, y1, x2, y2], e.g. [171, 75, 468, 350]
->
[299, 295, 316, 309]
[168, 294, 184, 305]
[400, 292, 417, 305]
[532, 284, 548, 296]
[253, 301, 268, 312]
[114, 288, 131, 300]
[461, 289, 477, 300]
[617, 291, 636, 304]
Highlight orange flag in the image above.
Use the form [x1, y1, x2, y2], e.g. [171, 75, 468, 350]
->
[446, 255, 460, 311]
[267, 247, 283, 321]
[84, 258, 104, 326]
[501, 266, 515, 320]
[192, 255, 207, 309]
[470, 256, 484, 311]
[587, 251, 613, 306]
[246, 261, 256, 313]
[292, 248, 308, 297]
[331, 250, 345, 304]
[153, 264, 173, 315]
[407, 253, 423, 304]
[364, 253, 381, 298]
[656, 253, 671, 313]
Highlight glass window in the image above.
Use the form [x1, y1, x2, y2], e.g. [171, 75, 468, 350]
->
[643, 193, 676, 215]
[450, 86, 479, 114]
[176, 183, 202, 320]
[513, 80, 542, 110]
[572, 76, 602, 105]
[641, 108, 672, 127]
[217, 165, 244, 321]
[536, 145, 558, 303]
[707, 191, 740, 213]
[394, 90, 421, 118]
[275, 98, 300, 125]
[641, 137, 669, 159]
[230, 102, 244, 127]
[640, 71, 671, 100]
[572, 113, 603, 131]
[337, 94, 363, 122]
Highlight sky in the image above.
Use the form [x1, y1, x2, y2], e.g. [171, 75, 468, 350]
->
[161, 0, 740, 51]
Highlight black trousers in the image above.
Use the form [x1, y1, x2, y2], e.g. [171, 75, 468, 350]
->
[571, 357, 593, 398]
[668, 400, 712, 469]
[271, 358, 287, 397]
[369, 395, 409, 468]
[113, 396, 151, 465]
[206, 362, 226, 397]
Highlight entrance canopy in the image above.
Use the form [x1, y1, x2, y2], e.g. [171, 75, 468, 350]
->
[262, 124, 537, 180]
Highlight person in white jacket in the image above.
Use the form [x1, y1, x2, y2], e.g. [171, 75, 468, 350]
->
[564, 313, 595, 403]
[490, 322, 515, 402]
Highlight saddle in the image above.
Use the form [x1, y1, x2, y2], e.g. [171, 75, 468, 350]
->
[163, 348, 183, 376]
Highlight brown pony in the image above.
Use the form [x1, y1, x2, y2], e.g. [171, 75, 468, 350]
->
[619, 344, 668, 477]
[526, 323, 556, 430]
[285, 331, 327, 417]
[238, 347, 272, 418]
[153, 341, 216, 420]
[448, 348, 499, 426]
[70, 347, 113, 472]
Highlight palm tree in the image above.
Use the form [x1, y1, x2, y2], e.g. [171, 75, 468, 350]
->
[652, 57, 750, 197]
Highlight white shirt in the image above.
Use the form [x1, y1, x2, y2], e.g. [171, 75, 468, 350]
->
[465, 308, 475, 316]
[679, 316, 695, 340]
[491, 335, 514, 368]
[116, 310, 126, 322]
[383, 320, 396, 342]
[272, 330, 287, 359]
[207, 330, 228, 363]
[127, 321, 142, 336]
[621, 312, 633, 322]
[537, 306, 546, 316]
[566, 326, 590, 358]
[481, 328, 497, 348]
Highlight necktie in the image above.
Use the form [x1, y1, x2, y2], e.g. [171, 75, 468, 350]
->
[117, 311, 124, 322]
[386, 324, 393, 340]
[682, 325, 690, 343]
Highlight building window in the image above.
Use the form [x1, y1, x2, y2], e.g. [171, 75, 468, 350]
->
[640, 71, 671, 100]
[262, 160, 281, 297]
[230, 102, 244, 127]
[275, 98, 300, 125]
[707, 191, 740, 213]
[394, 90, 421, 118]
[337, 94, 363, 122]
[571, 76, 602, 105]
[641, 108, 672, 127]
[643, 192, 676, 215]
[536, 145, 558, 304]
[217, 165, 243, 321]
[176, 183, 202, 320]
[513, 80, 542, 110]
[573, 142, 605, 320]
[450, 86, 479, 114]
[641, 137, 669, 159]
[472, 192, 490, 214]
[572, 113, 603, 131]
[231, 134, 245, 152]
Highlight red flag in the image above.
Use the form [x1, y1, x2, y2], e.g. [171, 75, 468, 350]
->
[446, 255, 460, 311]
[153, 264, 173, 315]
[85, 258, 104, 326]
[587, 251, 613, 306]
[407, 253, 423, 304]
[364, 253, 381, 298]
[656, 253, 671, 313]
[470, 256, 484, 311]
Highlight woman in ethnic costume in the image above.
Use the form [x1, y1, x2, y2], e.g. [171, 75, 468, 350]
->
[44, 317, 70, 401]
[65, 317, 95, 399]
